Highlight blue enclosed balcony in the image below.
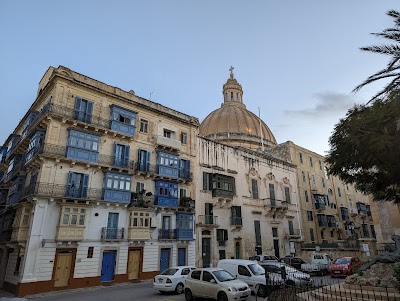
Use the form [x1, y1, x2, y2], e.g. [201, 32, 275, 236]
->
[155, 180, 178, 208]
[176, 212, 194, 240]
[154, 195, 178, 208]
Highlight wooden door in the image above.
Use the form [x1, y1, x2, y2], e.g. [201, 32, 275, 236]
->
[54, 251, 73, 287]
[128, 250, 141, 280]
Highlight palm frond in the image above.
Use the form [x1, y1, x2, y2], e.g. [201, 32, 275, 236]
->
[353, 72, 400, 94]
[373, 32, 400, 43]
[360, 45, 400, 55]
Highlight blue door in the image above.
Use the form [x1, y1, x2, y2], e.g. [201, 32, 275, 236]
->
[107, 213, 119, 239]
[160, 249, 170, 273]
[178, 248, 186, 266]
[100, 251, 116, 282]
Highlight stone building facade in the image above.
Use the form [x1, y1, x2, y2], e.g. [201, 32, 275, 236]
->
[0, 66, 199, 296]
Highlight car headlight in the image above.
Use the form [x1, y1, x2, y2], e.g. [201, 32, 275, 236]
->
[228, 286, 238, 292]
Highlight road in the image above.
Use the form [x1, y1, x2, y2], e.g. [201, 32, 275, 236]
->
[23, 276, 343, 301]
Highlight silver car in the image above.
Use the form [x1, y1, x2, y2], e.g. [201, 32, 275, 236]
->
[261, 262, 313, 287]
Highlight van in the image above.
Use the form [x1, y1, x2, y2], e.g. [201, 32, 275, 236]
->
[217, 259, 283, 297]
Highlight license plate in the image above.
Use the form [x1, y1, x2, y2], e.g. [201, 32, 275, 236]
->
[333, 271, 341, 274]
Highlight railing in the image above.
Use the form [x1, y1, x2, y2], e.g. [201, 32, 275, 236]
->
[175, 229, 193, 240]
[158, 229, 176, 239]
[22, 182, 103, 200]
[98, 153, 135, 169]
[198, 215, 218, 226]
[101, 227, 124, 240]
[135, 162, 157, 173]
[130, 194, 155, 207]
[285, 228, 301, 237]
[155, 135, 181, 150]
[264, 198, 289, 208]
[231, 216, 243, 226]
[4, 160, 25, 183]
[179, 198, 195, 210]
[212, 189, 234, 199]
[179, 170, 192, 181]
[301, 242, 339, 249]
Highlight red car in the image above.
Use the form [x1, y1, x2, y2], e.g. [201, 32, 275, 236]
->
[330, 257, 362, 277]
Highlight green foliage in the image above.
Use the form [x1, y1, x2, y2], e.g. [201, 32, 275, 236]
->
[392, 264, 400, 292]
[353, 10, 400, 103]
[326, 93, 400, 203]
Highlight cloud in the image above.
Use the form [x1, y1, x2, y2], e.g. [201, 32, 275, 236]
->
[284, 91, 360, 119]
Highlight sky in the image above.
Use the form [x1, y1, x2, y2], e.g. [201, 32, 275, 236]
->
[0, 1, 398, 155]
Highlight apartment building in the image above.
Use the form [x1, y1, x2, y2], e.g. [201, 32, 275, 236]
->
[0, 66, 199, 296]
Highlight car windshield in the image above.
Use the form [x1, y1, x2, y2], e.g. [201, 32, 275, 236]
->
[212, 270, 236, 282]
[334, 258, 351, 264]
[160, 268, 179, 275]
[248, 263, 265, 275]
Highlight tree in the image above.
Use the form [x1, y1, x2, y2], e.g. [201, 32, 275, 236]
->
[326, 93, 400, 203]
[353, 10, 400, 104]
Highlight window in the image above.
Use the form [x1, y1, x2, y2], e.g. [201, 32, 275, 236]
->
[309, 157, 313, 167]
[310, 229, 315, 241]
[299, 152, 303, 164]
[140, 119, 148, 133]
[238, 265, 251, 276]
[112, 107, 134, 125]
[272, 227, 278, 237]
[157, 181, 178, 198]
[163, 129, 172, 138]
[319, 160, 322, 170]
[110, 105, 137, 135]
[14, 250, 23, 276]
[254, 220, 262, 246]
[328, 188, 333, 195]
[322, 178, 325, 188]
[305, 190, 309, 202]
[137, 149, 150, 172]
[301, 171, 306, 182]
[181, 132, 187, 144]
[129, 211, 150, 227]
[362, 224, 369, 238]
[67, 129, 99, 158]
[191, 270, 201, 280]
[337, 187, 342, 197]
[67, 172, 89, 198]
[105, 172, 131, 191]
[219, 250, 226, 260]
[251, 179, 259, 199]
[217, 229, 228, 244]
[74, 97, 93, 123]
[269, 183, 275, 201]
[331, 230, 334, 238]
[61, 207, 86, 226]
[158, 152, 179, 168]
[324, 167, 329, 179]
[232, 206, 242, 226]
[321, 230, 324, 239]
[87, 247, 94, 258]
[346, 184, 349, 191]
[312, 174, 316, 185]
[114, 143, 130, 168]
[136, 182, 145, 193]
[307, 211, 313, 221]
[181, 268, 191, 275]
[202, 271, 215, 282]
[370, 225, 376, 239]
[284, 187, 290, 203]
[180, 188, 187, 198]
[7, 158, 14, 174]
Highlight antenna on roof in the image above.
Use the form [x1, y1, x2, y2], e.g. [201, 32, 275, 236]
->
[258, 107, 264, 152]
[150, 90, 155, 100]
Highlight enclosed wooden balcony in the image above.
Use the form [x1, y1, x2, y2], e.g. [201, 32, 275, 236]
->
[56, 226, 85, 241]
[128, 227, 151, 241]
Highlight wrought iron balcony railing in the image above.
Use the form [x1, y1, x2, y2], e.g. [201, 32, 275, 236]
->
[101, 227, 125, 240]
[22, 182, 103, 200]
[158, 229, 176, 239]
[285, 228, 301, 237]
[198, 215, 218, 226]
[135, 162, 157, 173]
[231, 217, 243, 226]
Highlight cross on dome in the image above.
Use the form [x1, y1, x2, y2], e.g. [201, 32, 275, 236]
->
[229, 66, 234, 79]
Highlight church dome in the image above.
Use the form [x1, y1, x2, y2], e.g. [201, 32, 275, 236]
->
[199, 68, 277, 149]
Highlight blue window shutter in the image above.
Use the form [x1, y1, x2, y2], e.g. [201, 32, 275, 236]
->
[185, 160, 190, 173]
[124, 145, 130, 168]
[113, 143, 118, 166]
[146, 150, 150, 170]
[74, 97, 82, 120]
[82, 174, 89, 198]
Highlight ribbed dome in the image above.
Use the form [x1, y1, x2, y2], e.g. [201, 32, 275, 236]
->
[199, 68, 277, 149]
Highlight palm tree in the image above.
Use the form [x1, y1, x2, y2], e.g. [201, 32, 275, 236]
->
[353, 10, 400, 104]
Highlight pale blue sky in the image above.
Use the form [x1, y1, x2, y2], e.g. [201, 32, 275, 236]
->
[0, 1, 397, 155]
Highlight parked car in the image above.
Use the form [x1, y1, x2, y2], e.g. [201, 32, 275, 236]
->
[261, 262, 313, 287]
[249, 254, 279, 263]
[301, 252, 333, 275]
[330, 257, 362, 277]
[153, 266, 196, 294]
[279, 256, 306, 270]
[184, 268, 251, 301]
[217, 259, 284, 297]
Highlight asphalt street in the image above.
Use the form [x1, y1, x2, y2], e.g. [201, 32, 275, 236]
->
[13, 275, 344, 301]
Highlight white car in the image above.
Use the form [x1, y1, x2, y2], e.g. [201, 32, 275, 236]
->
[184, 268, 251, 301]
[261, 262, 313, 287]
[153, 266, 196, 294]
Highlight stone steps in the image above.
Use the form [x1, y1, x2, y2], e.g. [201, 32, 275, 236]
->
[297, 284, 400, 301]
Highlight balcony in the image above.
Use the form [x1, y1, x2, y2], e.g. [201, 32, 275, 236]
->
[350, 208, 358, 216]
[158, 229, 176, 240]
[318, 220, 328, 228]
[175, 229, 193, 240]
[155, 135, 181, 151]
[263, 198, 288, 217]
[212, 189, 234, 200]
[285, 228, 301, 239]
[154, 196, 178, 208]
[56, 226, 85, 241]
[231, 217, 243, 227]
[128, 227, 151, 241]
[22, 183, 103, 201]
[314, 202, 326, 210]
[197, 215, 218, 227]
[359, 210, 367, 218]
[4, 160, 25, 183]
[178, 197, 195, 212]
[327, 221, 338, 228]
[130, 194, 154, 208]
[101, 227, 125, 241]
[11, 227, 29, 243]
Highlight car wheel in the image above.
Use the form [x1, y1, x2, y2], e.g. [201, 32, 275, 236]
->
[286, 280, 296, 287]
[257, 285, 266, 297]
[175, 283, 184, 294]
[185, 288, 193, 301]
[217, 292, 228, 301]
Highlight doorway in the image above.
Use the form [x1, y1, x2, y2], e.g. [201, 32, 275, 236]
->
[54, 250, 74, 287]
[202, 238, 211, 267]
[273, 239, 280, 259]
[178, 248, 186, 266]
[160, 248, 170, 273]
[100, 251, 117, 282]
[128, 249, 141, 280]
